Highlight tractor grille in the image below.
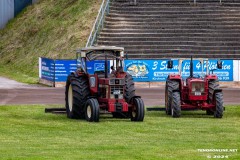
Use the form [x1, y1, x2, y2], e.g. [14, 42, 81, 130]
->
[110, 86, 124, 95]
[109, 78, 125, 85]
[191, 82, 205, 96]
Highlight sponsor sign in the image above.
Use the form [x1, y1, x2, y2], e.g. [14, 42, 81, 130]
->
[41, 58, 55, 82]
[41, 58, 110, 82]
[124, 59, 233, 82]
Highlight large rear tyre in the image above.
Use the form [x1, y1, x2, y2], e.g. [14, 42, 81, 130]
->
[165, 79, 179, 115]
[165, 84, 171, 115]
[124, 73, 136, 103]
[214, 92, 224, 118]
[65, 74, 90, 119]
[130, 98, 145, 121]
[208, 80, 220, 102]
[171, 92, 181, 118]
[85, 98, 100, 122]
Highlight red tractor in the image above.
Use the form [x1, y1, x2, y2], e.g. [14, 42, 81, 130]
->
[65, 46, 144, 122]
[165, 57, 224, 118]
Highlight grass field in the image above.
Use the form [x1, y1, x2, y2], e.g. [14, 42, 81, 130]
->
[0, 105, 239, 160]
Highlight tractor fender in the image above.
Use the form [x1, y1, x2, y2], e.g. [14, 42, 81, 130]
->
[71, 72, 79, 78]
[168, 74, 181, 80]
[214, 88, 222, 93]
[205, 74, 218, 80]
[71, 70, 85, 78]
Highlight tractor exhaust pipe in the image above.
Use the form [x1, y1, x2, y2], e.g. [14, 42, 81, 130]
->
[105, 51, 108, 78]
[190, 56, 193, 78]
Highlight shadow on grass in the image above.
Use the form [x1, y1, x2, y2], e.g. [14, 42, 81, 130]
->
[146, 109, 221, 119]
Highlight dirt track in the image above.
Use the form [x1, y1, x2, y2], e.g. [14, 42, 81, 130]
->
[0, 86, 239, 106]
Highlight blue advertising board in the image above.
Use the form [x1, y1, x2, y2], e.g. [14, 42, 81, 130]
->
[124, 59, 233, 82]
[86, 60, 110, 74]
[41, 58, 110, 82]
[180, 60, 233, 81]
[55, 60, 109, 82]
[41, 58, 233, 83]
[41, 58, 55, 82]
[55, 59, 77, 82]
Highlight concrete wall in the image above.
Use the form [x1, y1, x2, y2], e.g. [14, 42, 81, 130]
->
[0, 0, 37, 29]
[233, 60, 240, 81]
[0, 0, 14, 29]
[32, 0, 39, 4]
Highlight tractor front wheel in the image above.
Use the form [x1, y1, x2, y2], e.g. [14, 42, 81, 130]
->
[130, 98, 145, 121]
[214, 92, 224, 118]
[85, 98, 100, 122]
[171, 92, 181, 118]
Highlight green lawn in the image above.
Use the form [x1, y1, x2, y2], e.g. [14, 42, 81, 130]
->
[0, 105, 239, 160]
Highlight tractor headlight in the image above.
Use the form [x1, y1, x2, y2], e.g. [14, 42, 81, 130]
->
[110, 94, 115, 99]
[110, 94, 123, 99]
[90, 77, 96, 87]
[118, 94, 123, 99]
[191, 82, 205, 95]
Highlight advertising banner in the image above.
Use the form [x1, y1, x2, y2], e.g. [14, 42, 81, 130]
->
[125, 59, 233, 82]
[40, 58, 110, 82]
[54, 59, 77, 82]
[41, 58, 55, 82]
[86, 60, 110, 74]
[54, 60, 109, 82]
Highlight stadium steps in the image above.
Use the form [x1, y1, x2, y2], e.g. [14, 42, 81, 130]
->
[97, 0, 240, 58]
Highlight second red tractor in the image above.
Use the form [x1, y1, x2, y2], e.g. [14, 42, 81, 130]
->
[165, 57, 224, 118]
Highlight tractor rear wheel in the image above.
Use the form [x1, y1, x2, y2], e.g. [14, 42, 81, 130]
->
[208, 80, 220, 102]
[85, 98, 100, 122]
[165, 79, 179, 115]
[130, 98, 145, 121]
[124, 73, 136, 103]
[165, 83, 171, 115]
[171, 92, 181, 118]
[65, 74, 90, 119]
[214, 92, 224, 118]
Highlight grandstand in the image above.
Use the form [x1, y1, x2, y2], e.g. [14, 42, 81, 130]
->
[97, 0, 240, 59]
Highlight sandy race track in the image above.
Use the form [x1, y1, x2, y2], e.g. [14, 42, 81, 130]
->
[0, 77, 240, 106]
